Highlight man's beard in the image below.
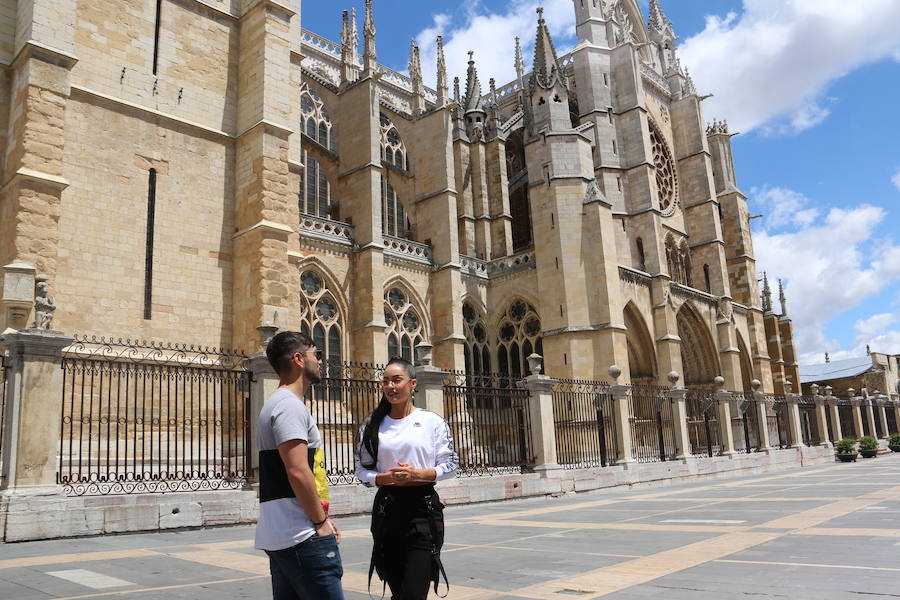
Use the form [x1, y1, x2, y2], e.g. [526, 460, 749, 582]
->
[305, 360, 322, 384]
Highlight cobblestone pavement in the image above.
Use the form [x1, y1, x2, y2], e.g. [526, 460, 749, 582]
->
[3, 455, 900, 599]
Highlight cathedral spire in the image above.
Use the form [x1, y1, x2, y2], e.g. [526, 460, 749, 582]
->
[462, 50, 483, 113]
[762, 272, 772, 312]
[778, 278, 787, 316]
[363, 0, 377, 75]
[514, 36, 525, 82]
[453, 76, 460, 103]
[648, 0, 675, 39]
[436, 35, 448, 106]
[532, 7, 566, 90]
[350, 8, 359, 62]
[408, 39, 425, 114]
[340, 10, 356, 85]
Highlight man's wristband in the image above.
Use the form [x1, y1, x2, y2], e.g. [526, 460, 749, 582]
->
[312, 517, 328, 527]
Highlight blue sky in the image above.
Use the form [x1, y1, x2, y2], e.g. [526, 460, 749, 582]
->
[301, 0, 900, 364]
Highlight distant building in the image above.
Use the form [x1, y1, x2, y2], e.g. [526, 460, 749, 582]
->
[801, 351, 900, 400]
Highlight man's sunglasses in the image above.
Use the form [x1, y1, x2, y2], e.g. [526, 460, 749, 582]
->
[297, 349, 322, 361]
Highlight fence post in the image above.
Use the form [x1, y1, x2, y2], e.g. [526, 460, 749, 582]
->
[810, 384, 830, 447]
[665, 372, 690, 459]
[825, 386, 842, 442]
[0, 328, 73, 490]
[414, 343, 445, 418]
[609, 365, 635, 466]
[751, 379, 772, 451]
[893, 399, 900, 436]
[714, 377, 736, 456]
[247, 323, 280, 485]
[522, 354, 558, 471]
[874, 393, 889, 438]
[863, 397, 878, 438]
[849, 390, 864, 438]
[784, 382, 804, 448]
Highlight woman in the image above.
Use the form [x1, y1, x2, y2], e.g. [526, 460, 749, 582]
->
[355, 357, 458, 599]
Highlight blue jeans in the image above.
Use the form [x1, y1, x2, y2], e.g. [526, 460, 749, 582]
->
[265, 534, 344, 600]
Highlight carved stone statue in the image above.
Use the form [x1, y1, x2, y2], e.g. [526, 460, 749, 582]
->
[33, 281, 56, 330]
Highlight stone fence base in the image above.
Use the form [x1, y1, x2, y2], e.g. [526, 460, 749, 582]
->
[1, 446, 835, 542]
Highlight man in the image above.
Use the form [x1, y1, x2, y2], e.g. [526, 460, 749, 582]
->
[255, 331, 344, 599]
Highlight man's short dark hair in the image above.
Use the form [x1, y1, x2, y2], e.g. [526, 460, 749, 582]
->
[265, 331, 314, 375]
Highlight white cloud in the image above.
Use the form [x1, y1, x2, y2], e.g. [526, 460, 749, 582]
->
[750, 185, 819, 228]
[855, 313, 898, 342]
[753, 198, 900, 362]
[413, 0, 576, 95]
[679, 0, 900, 134]
[892, 167, 900, 191]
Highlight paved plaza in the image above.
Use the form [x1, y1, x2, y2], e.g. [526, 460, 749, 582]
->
[3, 456, 900, 599]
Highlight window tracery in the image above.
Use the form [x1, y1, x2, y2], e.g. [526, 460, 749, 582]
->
[380, 113, 408, 171]
[649, 119, 678, 215]
[462, 301, 491, 376]
[300, 85, 335, 218]
[299, 269, 343, 378]
[496, 300, 543, 380]
[384, 286, 424, 362]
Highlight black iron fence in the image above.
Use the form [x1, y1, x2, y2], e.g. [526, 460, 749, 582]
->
[552, 379, 617, 468]
[765, 395, 790, 448]
[306, 362, 383, 485]
[798, 396, 819, 446]
[58, 337, 252, 496]
[685, 389, 719, 457]
[838, 400, 856, 438]
[443, 372, 532, 476]
[628, 385, 676, 462]
[887, 403, 898, 436]
[731, 392, 758, 454]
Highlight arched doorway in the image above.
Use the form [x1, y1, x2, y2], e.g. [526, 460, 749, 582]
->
[676, 303, 719, 386]
[624, 302, 657, 385]
[736, 332, 754, 392]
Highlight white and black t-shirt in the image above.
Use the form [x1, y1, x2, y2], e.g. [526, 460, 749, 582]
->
[354, 408, 458, 485]
[254, 388, 321, 551]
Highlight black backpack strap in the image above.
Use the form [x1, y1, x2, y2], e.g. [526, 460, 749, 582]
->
[424, 495, 450, 598]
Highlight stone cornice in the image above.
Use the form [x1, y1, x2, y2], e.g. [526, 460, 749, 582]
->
[232, 220, 294, 240]
[236, 119, 293, 140]
[71, 85, 232, 139]
[10, 40, 78, 71]
[0, 168, 70, 194]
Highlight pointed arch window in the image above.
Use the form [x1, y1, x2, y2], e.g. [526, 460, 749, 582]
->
[382, 180, 410, 238]
[380, 113, 408, 171]
[300, 85, 336, 219]
[496, 300, 543, 380]
[384, 287, 425, 362]
[462, 301, 491, 376]
[299, 270, 343, 389]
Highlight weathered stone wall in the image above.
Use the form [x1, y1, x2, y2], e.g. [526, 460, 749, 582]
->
[55, 97, 235, 346]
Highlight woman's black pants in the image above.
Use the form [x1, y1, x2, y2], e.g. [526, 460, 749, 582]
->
[369, 484, 445, 600]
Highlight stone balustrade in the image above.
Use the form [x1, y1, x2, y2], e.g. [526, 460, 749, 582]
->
[299, 214, 355, 247]
[382, 235, 434, 265]
[489, 247, 536, 277]
[459, 254, 489, 279]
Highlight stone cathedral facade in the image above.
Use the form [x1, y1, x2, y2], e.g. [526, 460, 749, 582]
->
[0, 0, 799, 392]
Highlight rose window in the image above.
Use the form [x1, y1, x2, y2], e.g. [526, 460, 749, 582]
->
[649, 121, 678, 214]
